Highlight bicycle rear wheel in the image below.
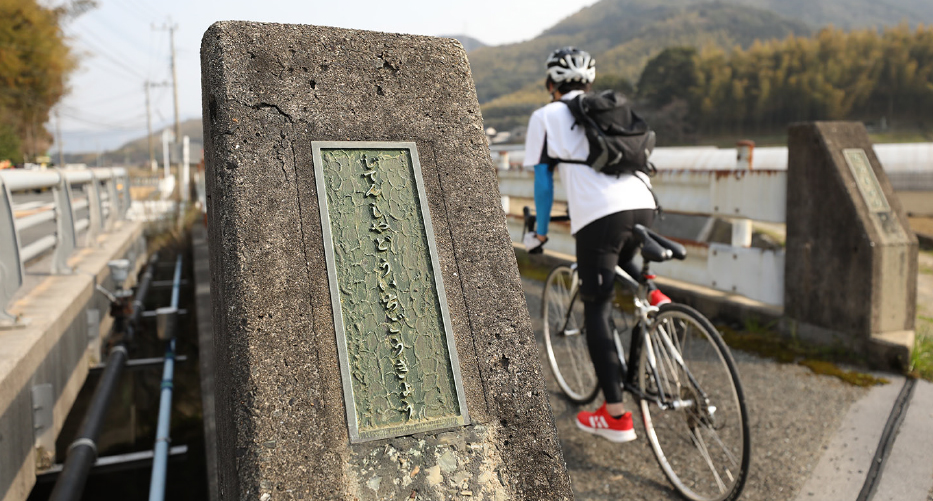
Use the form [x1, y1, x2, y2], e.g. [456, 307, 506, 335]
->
[638, 304, 750, 501]
[542, 265, 599, 404]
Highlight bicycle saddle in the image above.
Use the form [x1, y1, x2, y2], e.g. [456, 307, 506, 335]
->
[633, 224, 687, 262]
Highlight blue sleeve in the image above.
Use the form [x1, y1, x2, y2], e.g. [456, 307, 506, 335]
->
[534, 163, 553, 236]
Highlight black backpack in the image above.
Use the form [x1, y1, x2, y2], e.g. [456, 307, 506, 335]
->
[551, 90, 657, 177]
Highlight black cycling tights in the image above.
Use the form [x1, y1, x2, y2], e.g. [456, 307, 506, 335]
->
[583, 279, 626, 403]
[575, 209, 655, 404]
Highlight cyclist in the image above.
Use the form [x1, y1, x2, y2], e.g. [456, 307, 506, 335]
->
[522, 46, 671, 443]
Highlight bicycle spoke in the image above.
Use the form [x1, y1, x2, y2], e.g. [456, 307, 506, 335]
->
[705, 423, 740, 469]
[690, 426, 727, 494]
[639, 304, 749, 501]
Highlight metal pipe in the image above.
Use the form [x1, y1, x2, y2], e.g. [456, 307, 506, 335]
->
[48, 345, 128, 501]
[170, 254, 182, 309]
[148, 255, 182, 501]
[17, 209, 56, 230]
[64, 170, 94, 185]
[148, 338, 175, 501]
[0, 170, 61, 192]
[48, 255, 158, 501]
[20, 235, 57, 262]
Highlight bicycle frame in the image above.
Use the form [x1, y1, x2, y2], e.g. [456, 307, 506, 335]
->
[558, 263, 711, 413]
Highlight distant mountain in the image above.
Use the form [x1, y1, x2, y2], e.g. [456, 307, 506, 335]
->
[469, 1, 811, 105]
[64, 118, 203, 166]
[470, 0, 933, 107]
[442, 34, 488, 52]
[735, 0, 933, 31]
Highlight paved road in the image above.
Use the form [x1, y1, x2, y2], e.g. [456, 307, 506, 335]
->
[520, 275, 910, 501]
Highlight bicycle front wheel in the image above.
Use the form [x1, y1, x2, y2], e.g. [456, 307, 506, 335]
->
[542, 265, 599, 404]
[638, 304, 750, 501]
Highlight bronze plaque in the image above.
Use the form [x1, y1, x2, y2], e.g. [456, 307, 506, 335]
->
[843, 148, 890, 213]
[312, 142, 468, 442]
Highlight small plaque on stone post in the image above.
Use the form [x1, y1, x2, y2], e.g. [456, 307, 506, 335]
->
[313, 142, 468, 442]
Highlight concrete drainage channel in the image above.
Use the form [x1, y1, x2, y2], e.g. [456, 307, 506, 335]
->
[27, 238, 209, 501]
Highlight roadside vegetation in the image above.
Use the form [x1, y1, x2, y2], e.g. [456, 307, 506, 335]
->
[0, 0, 93, 164]
[720, 319, 890, 387]
[911, 250, 933, 381]
[912, 318, 933, 381]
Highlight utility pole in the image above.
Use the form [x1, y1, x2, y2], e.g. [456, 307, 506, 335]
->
[154, 20, 181, 140]
[145, 81, 154, 172]
[145, 80, 170, 172]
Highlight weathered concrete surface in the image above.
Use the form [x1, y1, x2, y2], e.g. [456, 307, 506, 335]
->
[793, 374, 904, 500]
[0, 221, 146, 501]
[193, 220, 219, 501]
[785, 122, 918, 368]
[874, 379, 933, 501]
[201, 22, 571, 500]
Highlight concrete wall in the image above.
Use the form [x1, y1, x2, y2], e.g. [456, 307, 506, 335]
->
[0, 222, 147, 501]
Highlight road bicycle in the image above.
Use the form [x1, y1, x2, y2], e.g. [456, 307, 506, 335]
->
[524, 208, 750, 501]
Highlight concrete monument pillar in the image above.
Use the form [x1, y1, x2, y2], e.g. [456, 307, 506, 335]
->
[200, 22, 572, 500]
[785, 121, 918, 368]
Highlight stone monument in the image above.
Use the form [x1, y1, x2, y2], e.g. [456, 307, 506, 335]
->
[201, 22, 572, 500]
[785, 122, 918, 368]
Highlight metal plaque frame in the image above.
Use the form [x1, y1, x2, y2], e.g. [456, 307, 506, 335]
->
[843, 148, 891, 213]
[311, 141, 469, 443]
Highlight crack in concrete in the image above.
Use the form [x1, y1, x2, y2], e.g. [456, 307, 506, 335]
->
[253, 102, 294, 123]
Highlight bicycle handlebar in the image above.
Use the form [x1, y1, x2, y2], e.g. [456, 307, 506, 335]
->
[522, 205, 687, 263]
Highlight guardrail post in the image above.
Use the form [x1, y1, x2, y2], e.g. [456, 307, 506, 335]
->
[84, 176, 103, 247]
[0, 175, 25, 327]
[107, 176, 120, 227]
[731, 219, 753, 248]
[121, 172, 132, 218]
[51, 169, 77, 274]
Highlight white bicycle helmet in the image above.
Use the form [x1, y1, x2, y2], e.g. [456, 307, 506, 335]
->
[546, 47, 596, 84]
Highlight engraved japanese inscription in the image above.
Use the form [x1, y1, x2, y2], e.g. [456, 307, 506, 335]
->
[843, 148, 890, 213]
[312, 142, 468, 442]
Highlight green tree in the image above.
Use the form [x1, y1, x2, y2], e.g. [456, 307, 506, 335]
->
[0, 122, 23, 164]
[0, 0, 90, 162]
[636, 46, 698, 107]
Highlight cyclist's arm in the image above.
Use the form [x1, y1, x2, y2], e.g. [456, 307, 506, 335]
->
[523, 109, 554, 239]
[534, 163, 554, 236]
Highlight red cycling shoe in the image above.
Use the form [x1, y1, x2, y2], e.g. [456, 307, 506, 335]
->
[649, 289, 672, 306]
[575, 403, 637, 443]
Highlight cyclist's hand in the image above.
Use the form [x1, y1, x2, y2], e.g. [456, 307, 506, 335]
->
[523, 231, 547, 254]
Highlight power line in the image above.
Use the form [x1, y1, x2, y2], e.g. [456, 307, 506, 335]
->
[110, 1, 157, 26]
[75, 31, 148, 79]
[74, 38, 147, 80]
[85, 12, 152, 58]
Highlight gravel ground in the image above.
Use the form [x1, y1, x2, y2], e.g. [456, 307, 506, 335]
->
[521, 277, 868, 500]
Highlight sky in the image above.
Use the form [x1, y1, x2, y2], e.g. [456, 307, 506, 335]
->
[55, 0, 599, 153]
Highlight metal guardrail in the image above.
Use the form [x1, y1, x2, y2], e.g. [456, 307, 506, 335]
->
[0, 167, 132, 326]
[497, 147, 788, 306]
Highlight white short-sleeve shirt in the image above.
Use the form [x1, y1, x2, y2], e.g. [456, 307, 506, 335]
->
[522, 90, 656, 235]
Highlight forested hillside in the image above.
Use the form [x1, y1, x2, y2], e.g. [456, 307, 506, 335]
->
[470, 1, 810, 104]
[657, 26, 933, 137]
[473, 0, 933, 135]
